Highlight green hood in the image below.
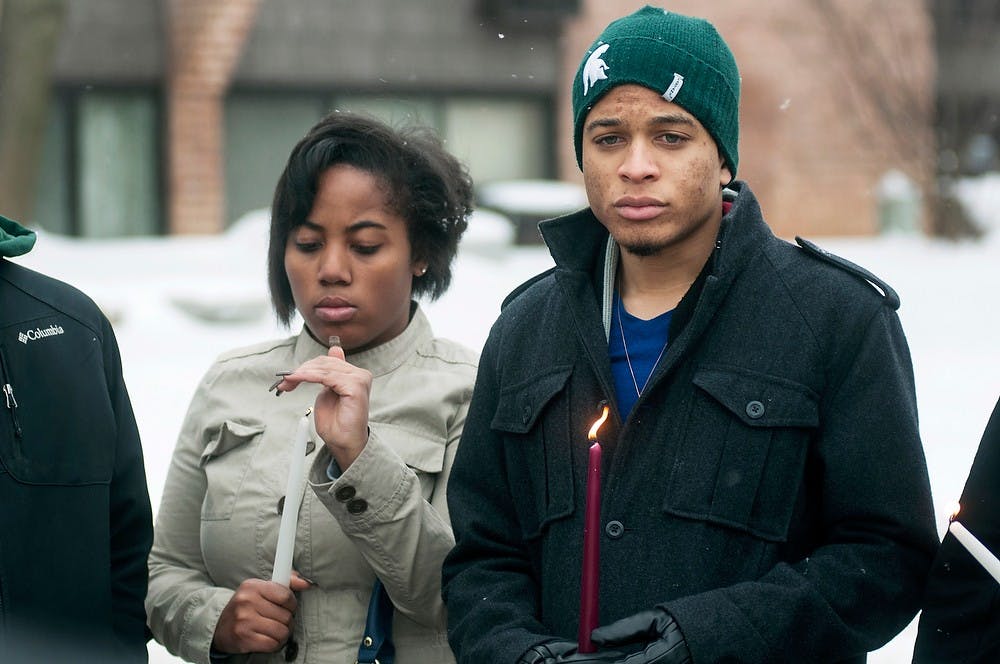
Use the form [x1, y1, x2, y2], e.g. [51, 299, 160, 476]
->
[0, 214, 37, 257]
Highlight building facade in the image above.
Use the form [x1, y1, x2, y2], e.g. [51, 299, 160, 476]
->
[33, 0, 939, 238]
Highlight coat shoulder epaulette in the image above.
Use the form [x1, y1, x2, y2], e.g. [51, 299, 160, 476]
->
[795, 236, 900, 310]
[501, 267, 557, 310]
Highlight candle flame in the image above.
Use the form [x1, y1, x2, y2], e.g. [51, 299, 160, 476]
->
[588, 405, 610, 441]
[949, 501, 962, 523]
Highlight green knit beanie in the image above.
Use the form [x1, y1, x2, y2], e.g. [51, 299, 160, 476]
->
[0, 214, 37, 258]
[572, 5, 740, 177]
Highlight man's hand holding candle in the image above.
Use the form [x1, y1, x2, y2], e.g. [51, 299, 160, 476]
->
[516, 606, 690, 664]
[517, 639, 623, 663]
[589, 606, 691, 664]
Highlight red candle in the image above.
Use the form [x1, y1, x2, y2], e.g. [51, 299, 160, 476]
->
[578, 405, 609, 653]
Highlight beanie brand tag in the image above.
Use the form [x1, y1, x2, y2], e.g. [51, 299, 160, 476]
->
[582, 43, 611, 96]
[662, 73, 684, 102]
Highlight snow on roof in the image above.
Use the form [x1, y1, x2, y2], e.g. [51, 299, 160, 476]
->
[477, 179, 588, 216]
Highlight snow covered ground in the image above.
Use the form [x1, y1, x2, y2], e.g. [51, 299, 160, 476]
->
[13, 175, 1000, 663]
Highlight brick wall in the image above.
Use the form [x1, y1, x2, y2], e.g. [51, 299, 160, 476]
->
[165, 0, 262, 234]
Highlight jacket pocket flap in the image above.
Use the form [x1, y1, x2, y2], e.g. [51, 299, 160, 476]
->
[693, 367, 819, 428]
[491, 365, 574, 434]
[375, 423, 445, 473]
[200, 420, 266, 466]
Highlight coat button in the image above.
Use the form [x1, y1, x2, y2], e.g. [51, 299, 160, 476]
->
[746, 400, 765, 419]
[335, 485, 356, 502]
[347, 498, 368, 515]
[605, 520, 624, 539]
[305, 440, 316, 455]
[276, 496, 285, 515]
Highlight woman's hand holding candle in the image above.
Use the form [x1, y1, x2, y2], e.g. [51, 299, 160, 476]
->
[212, 575, 312, 655]
[271, 336, 373, 471]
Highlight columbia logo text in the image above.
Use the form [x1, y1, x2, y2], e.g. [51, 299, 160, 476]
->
[18, 324, 65, 344]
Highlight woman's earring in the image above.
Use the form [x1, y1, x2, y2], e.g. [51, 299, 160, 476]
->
[416, 266, 427, 276]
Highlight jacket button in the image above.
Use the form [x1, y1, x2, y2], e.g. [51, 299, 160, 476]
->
[335, 485, 356, 502]
[283, 637, 299, 661]
[605, 520, 624, 539]
[746, 400, 765, 419]
[276, 496, 285, 515]
[305, 440, 316, 455]
[347, 498, 368, 515]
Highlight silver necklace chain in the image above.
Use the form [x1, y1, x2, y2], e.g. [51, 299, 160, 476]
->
[617, 293, 669, 398]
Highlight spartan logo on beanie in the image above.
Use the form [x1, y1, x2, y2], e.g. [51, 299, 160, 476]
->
[582, 43, 611, 96]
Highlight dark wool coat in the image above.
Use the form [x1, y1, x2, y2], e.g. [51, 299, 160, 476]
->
[0, 257, 153, 663]
[914, 396, 1000, 663]
[442, 183, 938, 664]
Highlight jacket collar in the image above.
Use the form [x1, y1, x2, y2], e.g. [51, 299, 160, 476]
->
[292, 303, 433, 376]
[538, 206, 608, 274]
[711, 181, 773, 282]
[535, 182, 773, 401]
[538, 181, 773, 294]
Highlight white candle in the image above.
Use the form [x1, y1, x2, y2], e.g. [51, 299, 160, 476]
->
[271, 408, 312, 586]
[949, 519, 1000, 585]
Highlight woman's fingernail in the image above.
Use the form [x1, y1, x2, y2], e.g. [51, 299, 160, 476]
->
[268, 377, 284, 392]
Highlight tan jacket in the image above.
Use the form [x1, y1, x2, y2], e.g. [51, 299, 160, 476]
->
[147, 308, 476, 663]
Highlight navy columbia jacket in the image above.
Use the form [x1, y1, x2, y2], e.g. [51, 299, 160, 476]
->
[0, 215, 152, 662]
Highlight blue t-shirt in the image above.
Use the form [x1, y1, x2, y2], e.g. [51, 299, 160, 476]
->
[609, 290, 673, 420]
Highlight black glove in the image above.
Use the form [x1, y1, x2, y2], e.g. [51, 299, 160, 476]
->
[590, 607, 692, 664]
[517, 639, 626, 664]
[518, 640, 578, 664]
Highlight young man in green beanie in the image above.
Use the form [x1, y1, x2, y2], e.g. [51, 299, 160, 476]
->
[443, 6, 937, 663]
[0, 214, 153, 662]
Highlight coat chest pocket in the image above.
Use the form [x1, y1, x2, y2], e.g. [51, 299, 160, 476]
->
[664, 366, 819, 542]
[0, 328, 114, 485]
[377, 423, 445, 474]
[490, 365, 574, 540]
[200, 420, 264, 520]
[374, 423, 446, 500]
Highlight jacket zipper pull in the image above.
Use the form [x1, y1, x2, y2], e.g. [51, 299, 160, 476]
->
[3, 383, 22, 438]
